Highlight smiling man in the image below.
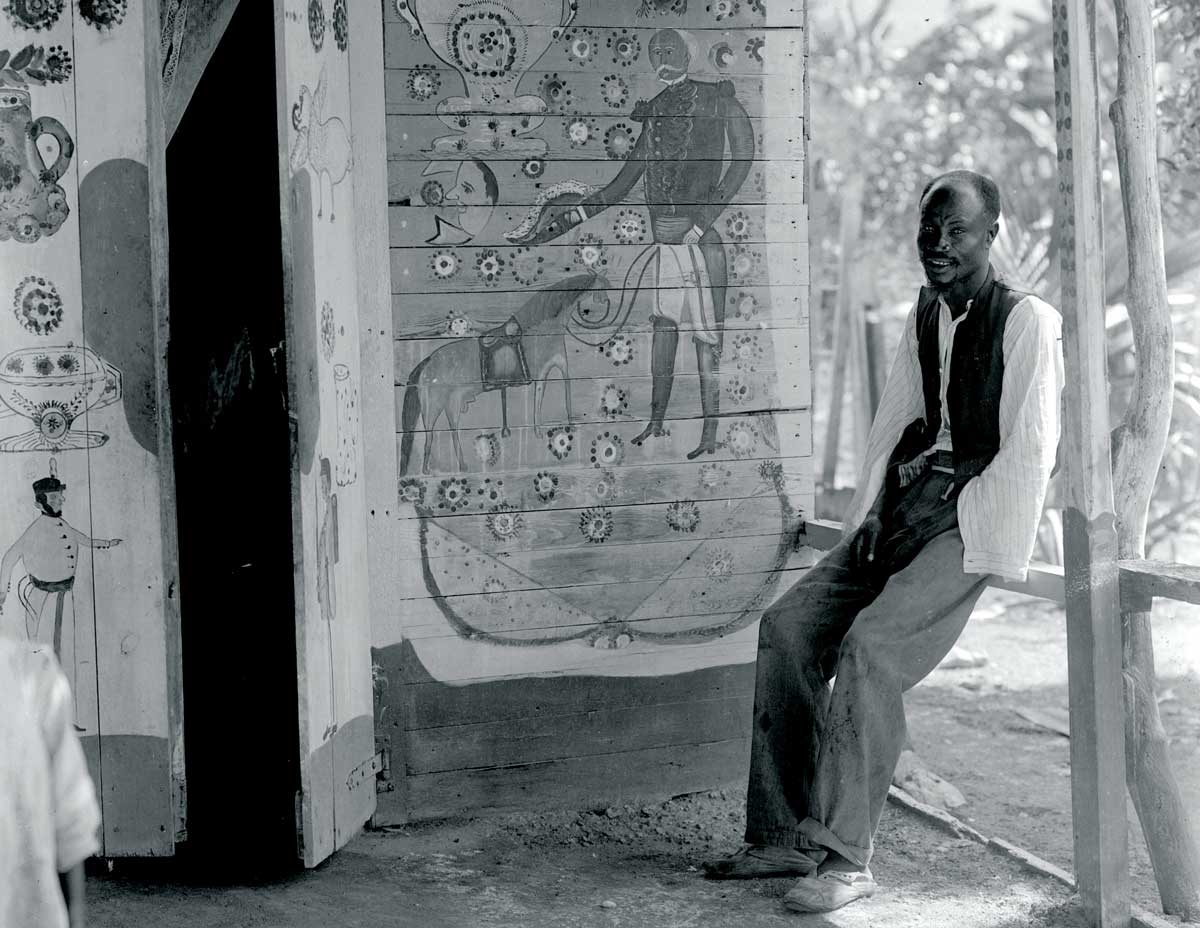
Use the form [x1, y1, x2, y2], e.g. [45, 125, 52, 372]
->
[704, 170, 1064, 914]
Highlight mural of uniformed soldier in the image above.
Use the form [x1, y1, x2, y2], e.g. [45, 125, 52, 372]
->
[512, 28, 754, 459]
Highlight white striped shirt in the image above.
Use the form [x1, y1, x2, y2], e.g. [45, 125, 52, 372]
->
[842, 292, 1064, 582]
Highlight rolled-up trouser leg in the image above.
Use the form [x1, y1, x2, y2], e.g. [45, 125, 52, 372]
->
[798, 529, 988, 867]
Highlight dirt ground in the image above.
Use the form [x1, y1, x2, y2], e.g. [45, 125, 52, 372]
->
[87, 591, 1200, 928]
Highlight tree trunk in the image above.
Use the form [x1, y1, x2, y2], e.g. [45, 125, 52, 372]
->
[1110, 0, 1200, 917]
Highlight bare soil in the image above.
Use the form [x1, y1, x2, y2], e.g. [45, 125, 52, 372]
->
[87, 591, 1200, 927]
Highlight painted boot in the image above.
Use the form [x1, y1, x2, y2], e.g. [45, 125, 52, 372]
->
[686, 339, 720, 459]
[632, 318, 678, 445]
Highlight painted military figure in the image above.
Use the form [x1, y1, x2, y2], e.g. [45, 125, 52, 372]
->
[513, 28, 754, 459]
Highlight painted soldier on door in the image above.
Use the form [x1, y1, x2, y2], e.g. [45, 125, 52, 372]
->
[509, 28, 754, 459]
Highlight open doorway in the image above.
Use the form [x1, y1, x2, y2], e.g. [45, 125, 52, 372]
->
[165, 0, 301, 871]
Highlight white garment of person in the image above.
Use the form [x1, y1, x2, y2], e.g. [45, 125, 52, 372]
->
[627, 242, 719, 344]
[0, 635, 101, 928]
[842, 292, 1064, 581]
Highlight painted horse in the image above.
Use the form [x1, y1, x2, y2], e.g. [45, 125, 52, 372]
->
[399, 273, 612, 475]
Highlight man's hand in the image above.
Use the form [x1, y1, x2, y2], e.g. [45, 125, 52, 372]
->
[682, 226, 703, 245]
[851, 514, 884, 570]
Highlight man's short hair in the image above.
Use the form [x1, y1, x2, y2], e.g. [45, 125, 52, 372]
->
[920, 170, 1001, 224]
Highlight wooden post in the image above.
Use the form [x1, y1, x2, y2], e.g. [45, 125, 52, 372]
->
[820, 175, 864, 489]
[1109, 0, 1200, 915]
[1052, 1, 1131, 925]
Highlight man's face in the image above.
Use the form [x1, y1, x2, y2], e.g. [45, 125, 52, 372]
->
[916, 182, 997, 291]
[445, 160, 495, 236]
[45, 489, 64, 514]
[649, 30, 689, 82]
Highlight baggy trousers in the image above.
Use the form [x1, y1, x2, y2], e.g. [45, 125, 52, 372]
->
[744, 468, 989, 867]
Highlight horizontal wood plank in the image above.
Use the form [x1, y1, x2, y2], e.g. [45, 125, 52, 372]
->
[396, 737, 751, 822]
[1118, 558, 1200, 607]
[406, 692, 752, 775]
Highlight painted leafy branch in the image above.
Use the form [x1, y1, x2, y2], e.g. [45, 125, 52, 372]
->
[0, 44, 73, 86]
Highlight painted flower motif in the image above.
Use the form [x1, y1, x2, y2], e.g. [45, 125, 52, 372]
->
[573, 233, 607, 270]
[533, 470, 558, 502]
[407, 64, 441, 101]
[0, 156, 22, 193]
[4, 357, 22, 374]
[445, 311, 473, 337]
[474, 433, 501, 467]
[13, 214, 41, 243]
[731, 289, 760, 319]
[608, 29, 641, 67]
[320, 302, 336, 361]
[486, 503, 524, 542]
[725, 420, 758, 459]
[4, 0, 64, 30]
[745, 35, 765, 64]
[579, 506, 615, 543]
[697, 462, 733, 490]
[758, 459, 784, 487]
[77, 0, 126, 30]
[431, 250, 460, 281]
[603, 123, 636, 160]
[398, 477, 426, 506]
[562, 27, 598, 65]
[708, 0, 739, 20]
[751, 169, 766, 197]
[708, 41, 737, 70]
[728, 333, 764, 371]
[548, 426, 575, 460]
[601, 335, 634, 366]
[590, 431, 625, 468]
[331, 0, 349, 51]
[56, 353, 77, 373]
[601, 75, 629, 108]
[613, 210, 647, 244]
[307, 0, 326, 50]
[476, 477, 505, 507]
[538, 73, 572, 111]
[32, 354, 53, 376]
[729, 244, 758, 280]
[666, 499, 701, 533]
[13, 275, 64, 336]
[482, 576, 507, 602]
[521, 157, 545, 179]
[475, 249, 505, 286]
[598, 383, 628, 419]
[723, 373, 755, 405]
[509, 247, 545, 286]
[563, 116, 596, 149]
[593, 468, 620, 503]
[437, 477, 472, 512]
[705, 548, 735, 582]
[420, 179, 445, 207]
[725, 211, 753, 243]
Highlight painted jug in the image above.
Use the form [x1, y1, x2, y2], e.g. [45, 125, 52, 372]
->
[0, 86, 73, 243]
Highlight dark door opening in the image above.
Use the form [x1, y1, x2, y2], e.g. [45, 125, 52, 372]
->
[166, 0, 300, 873]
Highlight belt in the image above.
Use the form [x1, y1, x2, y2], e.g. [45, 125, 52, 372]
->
[929, 449, 955, 474]
[29, 575, 74, 593]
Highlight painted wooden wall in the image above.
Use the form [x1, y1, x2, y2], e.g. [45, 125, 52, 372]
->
[0, 0, 181, 853]
[274, 0, 381, 865]
[376, 0, 812, 820]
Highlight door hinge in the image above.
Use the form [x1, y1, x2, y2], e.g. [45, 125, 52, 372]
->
[347, 751, 387, 792]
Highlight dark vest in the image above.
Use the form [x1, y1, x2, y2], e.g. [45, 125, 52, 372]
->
[913, 269, 1031, 478]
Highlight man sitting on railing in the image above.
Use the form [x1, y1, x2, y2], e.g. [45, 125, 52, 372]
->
[704, 170, 1065, 914]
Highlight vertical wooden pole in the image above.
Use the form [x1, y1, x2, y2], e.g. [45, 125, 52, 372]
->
[1052, 1, 1130, 925]
[820, 175, 864, 489]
